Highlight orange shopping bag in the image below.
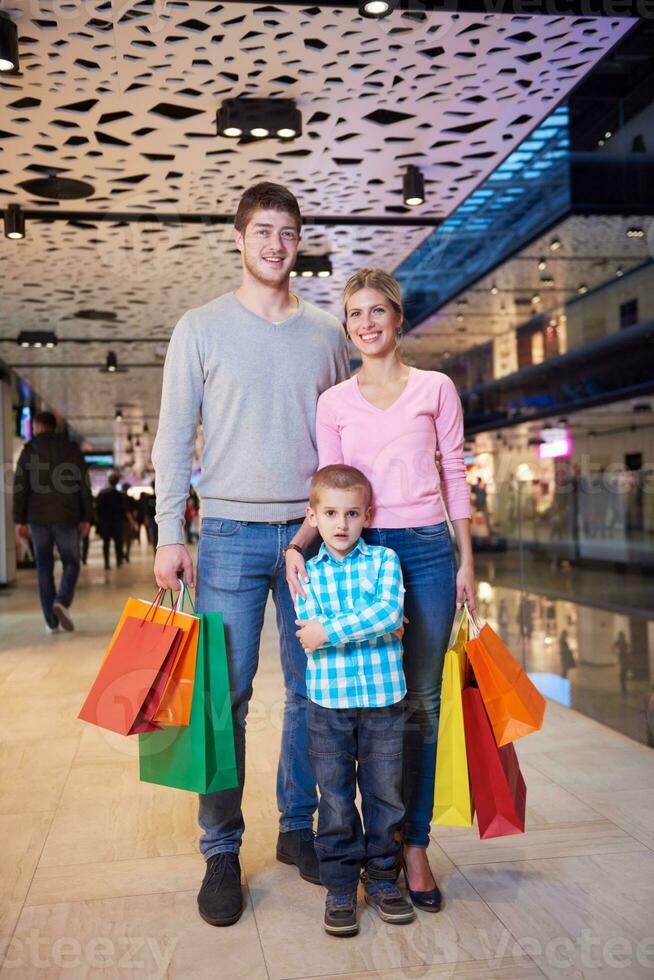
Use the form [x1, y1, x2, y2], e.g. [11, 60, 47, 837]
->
[79, 597, 183, 735]
[105, 583, 199, 727]
[464, 607, 545, 746]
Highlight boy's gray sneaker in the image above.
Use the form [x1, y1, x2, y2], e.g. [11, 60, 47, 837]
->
[363, 875, 415, 924]
[324, 891, 359, 936]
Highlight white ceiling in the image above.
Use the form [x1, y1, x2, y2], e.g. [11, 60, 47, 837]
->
[0, 1, 634, 443]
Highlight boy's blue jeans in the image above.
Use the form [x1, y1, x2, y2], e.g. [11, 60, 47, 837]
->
[308, 699, 405, 894]
[196, 518, 318, 859]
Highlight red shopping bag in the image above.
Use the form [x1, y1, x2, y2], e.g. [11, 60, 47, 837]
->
[465, 609, 545, 746]
[79, 597, 183, 735]
[462, 686, 526, 839]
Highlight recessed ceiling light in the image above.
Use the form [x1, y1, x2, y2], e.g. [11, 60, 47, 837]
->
[490, 284, 498, 295]
[549, 238, 561, 252]
[250, 127, 269, 138]
[359, 0, 394, 18]
[578, 283, 588, 294]
[538, 257, 547, 271]
[223, 126, 242, 138]
[301, 270, 314, 278]
[277, 128, 296, 139]
[616, 267, 624, 277]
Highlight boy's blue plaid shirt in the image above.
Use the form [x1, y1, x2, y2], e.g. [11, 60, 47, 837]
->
[295, 538, 406, 709]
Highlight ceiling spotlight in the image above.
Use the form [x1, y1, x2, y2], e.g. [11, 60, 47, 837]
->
[359, 0, 394, 16]
[605, 131, 612, 139]
[293, 254, 332, 278]
[538, 257, 547, 271]
[107, 351, 117, 373]
[456, 313, 464, 323]
[16, 330, 58, 349]
[403, 165, 424, 207]
[626, 227, 644, 238]
[616, 267, 624, 277]
[4, 204, 25, 240]
[549, 238, 561, 252]
[289, 270, 298, 278]
[540, 276, 554, 286]
[578, 283, 588, 294]
[490, 283, 499, 295]
[0, 15, 19, 72]
[531, 293, 541, 304]
[115, 408, 123, 422]
[217, 98, 302, 141]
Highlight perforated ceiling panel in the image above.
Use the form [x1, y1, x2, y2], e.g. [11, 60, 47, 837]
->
[0, 2, 633, 440]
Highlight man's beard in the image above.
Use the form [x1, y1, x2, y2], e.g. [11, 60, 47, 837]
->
[243, 249, 289, 287]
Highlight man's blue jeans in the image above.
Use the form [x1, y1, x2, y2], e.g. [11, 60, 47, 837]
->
[29, 523, 81, 629]
[308, 700, 404, 894]
[196, 518, 318, 859]
[363, 523, 456, 848]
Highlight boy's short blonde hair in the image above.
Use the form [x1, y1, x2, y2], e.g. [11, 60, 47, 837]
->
[309, 465, 373, 509]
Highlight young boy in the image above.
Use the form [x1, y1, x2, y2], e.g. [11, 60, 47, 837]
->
[295, 464, 415, 936]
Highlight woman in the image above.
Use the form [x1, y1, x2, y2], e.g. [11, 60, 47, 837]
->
[285, 269, 475, 910]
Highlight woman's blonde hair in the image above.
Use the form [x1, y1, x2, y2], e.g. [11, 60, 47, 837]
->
[343, 268, 404, 325]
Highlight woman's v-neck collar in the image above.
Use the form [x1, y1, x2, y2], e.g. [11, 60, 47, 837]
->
[352, 366, 415, 414]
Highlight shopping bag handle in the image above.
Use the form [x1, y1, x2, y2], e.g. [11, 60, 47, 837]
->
[463, 603, 482, 638]
[176, 578, 196, 613]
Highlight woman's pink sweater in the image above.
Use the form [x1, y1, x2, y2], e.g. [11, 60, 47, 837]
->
[316, 367, 471, 528]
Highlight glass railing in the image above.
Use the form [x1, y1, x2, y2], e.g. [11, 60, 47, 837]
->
[468, 475, 654, 746]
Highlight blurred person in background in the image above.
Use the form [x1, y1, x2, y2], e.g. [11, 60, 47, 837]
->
[121, 482, 139, 562]
[96, 473, 125, 570]
[13, 411, 92, 633]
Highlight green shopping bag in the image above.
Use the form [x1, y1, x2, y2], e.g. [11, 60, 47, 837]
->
[139, 606, 238, 794]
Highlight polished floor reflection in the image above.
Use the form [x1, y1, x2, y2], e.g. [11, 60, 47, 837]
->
[0, 539, 653, 979]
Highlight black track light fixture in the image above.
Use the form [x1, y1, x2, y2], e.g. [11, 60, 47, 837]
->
[4, 204, 25, 240]
[0, 15, 19, 72]
[290, 254, 333, 279]
[16, 331, 58, 349]
[359, 0, 395, 17]
[115, 408, 123, 422]
[217, 98, 302, 140]
[403, 166, 425, 207]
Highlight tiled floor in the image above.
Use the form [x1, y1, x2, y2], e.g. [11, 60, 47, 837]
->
[1, 540, 653, 979]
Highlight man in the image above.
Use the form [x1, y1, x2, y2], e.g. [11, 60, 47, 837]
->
[13, 411, 92, 633]
[153, 182, 349, 927]
[96, 473, 126, 570]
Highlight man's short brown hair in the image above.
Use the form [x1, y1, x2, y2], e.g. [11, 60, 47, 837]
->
[309, 465, 373, 509]
[34, 411, 57, 432]
[234, 182, 302, 234]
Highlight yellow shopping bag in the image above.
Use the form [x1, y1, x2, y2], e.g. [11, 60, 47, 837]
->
[433, 613, 474, 827]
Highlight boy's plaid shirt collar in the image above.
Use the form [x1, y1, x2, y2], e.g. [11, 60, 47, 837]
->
[314, 538, 370, 565]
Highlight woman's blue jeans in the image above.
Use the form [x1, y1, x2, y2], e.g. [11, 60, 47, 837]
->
[363, 523, 456, 848]
[196, 518, 318, 860]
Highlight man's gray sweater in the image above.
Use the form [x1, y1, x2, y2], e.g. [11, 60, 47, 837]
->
[152, 291, 350, 547]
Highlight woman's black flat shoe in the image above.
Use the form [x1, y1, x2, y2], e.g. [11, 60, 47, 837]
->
[402, 860, 442, 913]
